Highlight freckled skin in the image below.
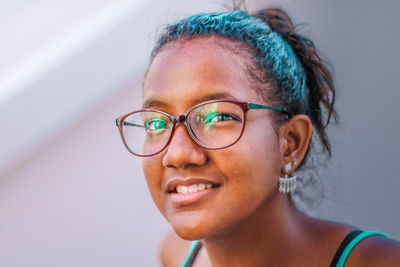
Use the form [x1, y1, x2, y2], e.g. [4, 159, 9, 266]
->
[142, 38, 282, 240]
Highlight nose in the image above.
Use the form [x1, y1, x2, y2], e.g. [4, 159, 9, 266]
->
[162, 124, 207, 169]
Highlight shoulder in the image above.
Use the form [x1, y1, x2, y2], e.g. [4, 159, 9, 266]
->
[346, 233, 400, 266]
[300, 216, 400, 266]
[158, 227, 191, 267]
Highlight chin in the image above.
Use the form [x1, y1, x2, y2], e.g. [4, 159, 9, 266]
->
[171, 223, 206, 241]
[167, 211, 217, 240]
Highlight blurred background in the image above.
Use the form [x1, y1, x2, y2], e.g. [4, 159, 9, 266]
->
[0, 0, 399, 266]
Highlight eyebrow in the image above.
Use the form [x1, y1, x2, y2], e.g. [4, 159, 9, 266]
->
[142, 99, 167, 109]
[142, 92, 237, 109]
[196, 92, 237, 103]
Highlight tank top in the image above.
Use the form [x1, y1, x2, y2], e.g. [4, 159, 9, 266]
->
[181, 230, 389, 267]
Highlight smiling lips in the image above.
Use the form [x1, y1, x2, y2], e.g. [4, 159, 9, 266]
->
[166, 179, 220, 204]
[167, 178, 219, 194]
[168, 185, 218, 205]
[176, 183, 213, 193]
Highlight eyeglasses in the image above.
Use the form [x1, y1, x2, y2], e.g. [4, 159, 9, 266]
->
[115, 99, 288, 157]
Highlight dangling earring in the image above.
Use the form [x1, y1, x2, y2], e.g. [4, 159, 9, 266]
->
[279, 162, 297, 193]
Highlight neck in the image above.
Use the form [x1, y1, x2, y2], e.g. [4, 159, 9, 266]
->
[202, 195, 310, 266]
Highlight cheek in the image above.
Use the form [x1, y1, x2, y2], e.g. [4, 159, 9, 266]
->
[142, 156, 166, 213]
[210, 120, 282, 216]
[219, 119, 281, 183]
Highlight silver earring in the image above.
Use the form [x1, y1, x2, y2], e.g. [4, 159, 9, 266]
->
[279, 162, 297, 193]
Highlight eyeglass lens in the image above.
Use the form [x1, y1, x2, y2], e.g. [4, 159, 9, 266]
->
[121, 102, 244, 156]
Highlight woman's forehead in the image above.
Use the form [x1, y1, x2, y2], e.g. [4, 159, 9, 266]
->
[143, 38, 260, 110]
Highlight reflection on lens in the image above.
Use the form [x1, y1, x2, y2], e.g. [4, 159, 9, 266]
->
[122, 111, 171, 156]
[188, 102, 244, 148]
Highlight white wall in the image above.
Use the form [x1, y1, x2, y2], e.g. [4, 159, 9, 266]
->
[0, 80, 167, 266]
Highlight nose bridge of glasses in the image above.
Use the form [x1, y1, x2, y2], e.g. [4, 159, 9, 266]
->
[167, 113, 199, 148]
[170, 114, 187, 125]
[168, 114, 191, 141]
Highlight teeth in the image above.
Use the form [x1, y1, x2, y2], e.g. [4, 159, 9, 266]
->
[181, 186, 188, 193]
[175, 183, 213, 194]
[176, 186, 182, 193]
[188, 184, 197, 193]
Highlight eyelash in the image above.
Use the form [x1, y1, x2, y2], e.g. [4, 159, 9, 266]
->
[204, 113, 241, 124]
[145, 119, 168, 131]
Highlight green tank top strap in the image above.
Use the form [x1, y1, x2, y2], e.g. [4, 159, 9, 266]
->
[182, 240, 201, 267]
[330, 230, 390, 267]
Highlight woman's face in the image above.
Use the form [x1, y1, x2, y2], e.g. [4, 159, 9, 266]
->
[142, 38, 283, 240]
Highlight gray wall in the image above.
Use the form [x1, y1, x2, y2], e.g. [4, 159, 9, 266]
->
[262, 0, 400, 238]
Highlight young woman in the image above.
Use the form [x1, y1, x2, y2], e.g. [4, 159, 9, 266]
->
[116, 6, 400, 267]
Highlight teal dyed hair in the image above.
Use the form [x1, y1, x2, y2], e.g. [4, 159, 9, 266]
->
[151, 10, 308, 111]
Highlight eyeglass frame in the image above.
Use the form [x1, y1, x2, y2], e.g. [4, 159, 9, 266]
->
[115, 99, 290, 157]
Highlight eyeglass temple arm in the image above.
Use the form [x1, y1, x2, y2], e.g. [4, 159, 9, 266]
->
[248, 103, 290, 116]
[115, 119, 145, 128]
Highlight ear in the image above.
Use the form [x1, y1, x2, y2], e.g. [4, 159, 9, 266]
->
[279, 115, 312, 174]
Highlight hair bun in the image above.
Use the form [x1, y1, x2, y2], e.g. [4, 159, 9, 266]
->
[252, 8, 295, 41]
[253, 7, 337, 158]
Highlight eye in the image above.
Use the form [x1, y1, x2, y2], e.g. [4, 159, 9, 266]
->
[204, 112, 240, 124]
[145, 118, 168, 132]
